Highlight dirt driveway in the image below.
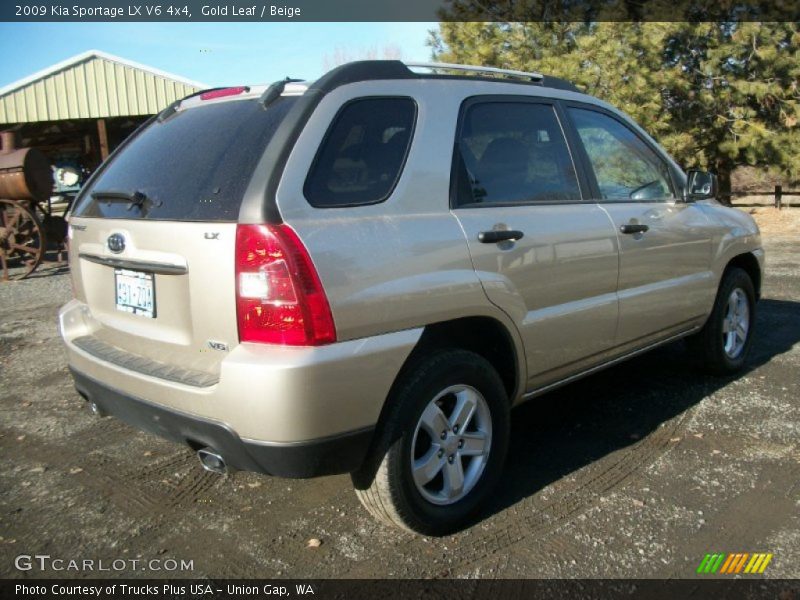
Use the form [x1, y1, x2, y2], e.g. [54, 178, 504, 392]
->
[1, 215, 798, 579]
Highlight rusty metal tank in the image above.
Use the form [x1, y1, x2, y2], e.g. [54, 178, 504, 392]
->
[0, 131, 53, 201]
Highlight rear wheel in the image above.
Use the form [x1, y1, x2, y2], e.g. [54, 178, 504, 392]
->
[687, 267, 756, 375]
[353, 349, 509, 535]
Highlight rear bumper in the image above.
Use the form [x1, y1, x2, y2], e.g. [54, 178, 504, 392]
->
[59, 299, 422, 444]
[71, 367, 374, 478]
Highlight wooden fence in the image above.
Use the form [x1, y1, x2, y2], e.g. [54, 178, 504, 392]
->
[720, 185, 800, 209]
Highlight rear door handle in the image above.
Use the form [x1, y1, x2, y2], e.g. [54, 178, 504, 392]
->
[620, 223, 649, 234]
[478, 230, 525, 243]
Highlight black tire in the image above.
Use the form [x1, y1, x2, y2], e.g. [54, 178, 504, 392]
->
[687, 267, 756, 375]
[352, 349, 510, 536]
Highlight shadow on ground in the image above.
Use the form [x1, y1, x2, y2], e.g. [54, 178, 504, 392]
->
[474, 298, 800, 525]
[1, 249, 68, 281]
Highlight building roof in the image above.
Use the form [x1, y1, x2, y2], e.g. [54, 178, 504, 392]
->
[0, 50, 209, 124]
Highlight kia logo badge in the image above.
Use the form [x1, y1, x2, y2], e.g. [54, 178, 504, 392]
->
[107, 233, 126, 254]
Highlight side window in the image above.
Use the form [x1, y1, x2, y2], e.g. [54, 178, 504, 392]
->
[568, 108, 674, 201]
[454, 101, 581, 206]
[304, 97, 416, 207]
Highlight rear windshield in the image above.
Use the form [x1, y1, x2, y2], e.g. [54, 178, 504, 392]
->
[74, 97, 297, 221]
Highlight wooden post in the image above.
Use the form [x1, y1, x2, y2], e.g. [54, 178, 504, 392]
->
[775, 184, 782, 210]
[96, 118, 109, 161]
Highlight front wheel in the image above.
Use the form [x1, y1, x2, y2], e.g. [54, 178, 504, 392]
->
[353, 349, 510, 535]
[687, 267, 756, 375]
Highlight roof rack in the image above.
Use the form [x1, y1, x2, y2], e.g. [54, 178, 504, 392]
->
[308, 60, 578, 96]
[405, 62, 544, 82]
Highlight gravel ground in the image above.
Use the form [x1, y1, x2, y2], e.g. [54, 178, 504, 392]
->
[0, 225, 798, 579]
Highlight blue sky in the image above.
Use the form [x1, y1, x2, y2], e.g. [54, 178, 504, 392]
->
[0, 22, 437, 88]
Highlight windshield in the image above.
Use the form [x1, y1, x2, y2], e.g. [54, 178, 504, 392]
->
[74, 96, 297, 221]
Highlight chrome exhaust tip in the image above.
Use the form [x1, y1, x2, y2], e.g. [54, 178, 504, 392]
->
[89, 401, 106, 417]
[197, 448, 228, 475]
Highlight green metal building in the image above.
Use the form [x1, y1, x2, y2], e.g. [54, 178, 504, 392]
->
[0, 50, 206, 175]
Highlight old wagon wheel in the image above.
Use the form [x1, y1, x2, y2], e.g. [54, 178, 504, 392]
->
[0, 199, 45, 281]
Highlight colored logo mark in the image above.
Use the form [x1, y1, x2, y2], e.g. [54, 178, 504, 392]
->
[696, 553, 773, 574]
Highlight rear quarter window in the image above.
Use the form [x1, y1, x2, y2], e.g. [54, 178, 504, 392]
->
[74, 97, 296, 221]
[303, 97, 416, 208]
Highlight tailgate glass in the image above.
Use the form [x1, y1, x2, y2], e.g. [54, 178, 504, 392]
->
[73, 97, 296, 222]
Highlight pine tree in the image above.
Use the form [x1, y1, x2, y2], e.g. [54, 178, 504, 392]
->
[429, 19, 800, 195]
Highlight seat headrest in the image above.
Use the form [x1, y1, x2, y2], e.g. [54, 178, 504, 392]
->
[479, 138, 529, 173]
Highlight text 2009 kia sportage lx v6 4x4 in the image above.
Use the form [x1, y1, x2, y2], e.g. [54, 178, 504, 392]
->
[60, 61, 763, 535]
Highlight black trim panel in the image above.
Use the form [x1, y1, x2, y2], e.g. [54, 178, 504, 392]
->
[257, 90, 325, 223]
[70, 368, 375, 478]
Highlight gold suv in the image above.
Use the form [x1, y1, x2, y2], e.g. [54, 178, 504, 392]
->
[60, 61, 763, 535]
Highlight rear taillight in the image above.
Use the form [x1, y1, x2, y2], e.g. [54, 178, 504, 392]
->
[235, 224, 336, 346]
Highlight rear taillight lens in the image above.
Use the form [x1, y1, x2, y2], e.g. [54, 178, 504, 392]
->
[235, 224, 336, 346]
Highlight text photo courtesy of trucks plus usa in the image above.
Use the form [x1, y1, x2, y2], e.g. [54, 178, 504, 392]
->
[0, 2, 799, 598]
[15, 583, 311, 596]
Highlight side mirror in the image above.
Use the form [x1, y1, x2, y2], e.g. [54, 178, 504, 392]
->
[684, 169, 718, 201]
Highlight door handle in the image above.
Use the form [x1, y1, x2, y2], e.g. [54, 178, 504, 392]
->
[478, 230, 525, 243]
[620, 223, 649, 234]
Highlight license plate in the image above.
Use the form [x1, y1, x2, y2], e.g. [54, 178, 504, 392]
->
[114, 269, 156, 318]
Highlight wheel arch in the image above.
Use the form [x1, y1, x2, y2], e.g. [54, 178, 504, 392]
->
[724, 252, 762, 300]
[412, 316, 522, 403]
[352, 315, 524, 486]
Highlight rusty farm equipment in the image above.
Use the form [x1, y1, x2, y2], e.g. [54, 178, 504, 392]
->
[0, 131, 70, 281]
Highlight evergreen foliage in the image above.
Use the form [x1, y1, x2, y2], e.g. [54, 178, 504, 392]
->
[429, 17, 800, 193]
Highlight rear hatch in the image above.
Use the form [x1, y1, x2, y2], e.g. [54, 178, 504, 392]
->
[68, 91, 298, 381]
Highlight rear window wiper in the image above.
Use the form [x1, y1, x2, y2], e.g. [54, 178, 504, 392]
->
[91, 190, 162, 211]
